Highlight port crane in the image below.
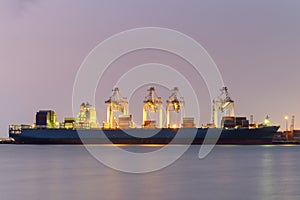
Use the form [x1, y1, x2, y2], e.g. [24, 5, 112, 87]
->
[166, 87, 185, 128]
[290, 115, 295, 132]
[105, 88, 128, 129]
[142, 87, 163, 128]
[213, 87, 235, 128]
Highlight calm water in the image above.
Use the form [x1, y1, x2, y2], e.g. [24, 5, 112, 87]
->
[1, 145, 300, 200]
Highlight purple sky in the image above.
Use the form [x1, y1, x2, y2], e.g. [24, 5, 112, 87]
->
[0, 0, 299, 137]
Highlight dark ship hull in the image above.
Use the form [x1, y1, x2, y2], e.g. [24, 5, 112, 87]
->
[9, 126, 279, 145]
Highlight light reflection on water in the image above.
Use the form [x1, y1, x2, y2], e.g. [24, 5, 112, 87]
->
[1, 145, 300, 200]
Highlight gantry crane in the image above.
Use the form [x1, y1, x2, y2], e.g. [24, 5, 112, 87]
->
[142, 87, 163, 128]
[166, 87, 185, 128]
[105, 88, 128, 129]
[213, 87, 235, 128]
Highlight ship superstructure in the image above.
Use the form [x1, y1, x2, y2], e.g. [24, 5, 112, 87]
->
[76, 102, 98, 129]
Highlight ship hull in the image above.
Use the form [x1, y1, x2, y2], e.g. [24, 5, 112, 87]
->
[9, 126, 279, 145]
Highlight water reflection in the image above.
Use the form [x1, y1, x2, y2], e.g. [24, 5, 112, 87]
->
[1, 145, 300, 200]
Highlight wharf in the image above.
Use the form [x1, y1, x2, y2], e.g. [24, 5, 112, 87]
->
[0, 138, 15, 144]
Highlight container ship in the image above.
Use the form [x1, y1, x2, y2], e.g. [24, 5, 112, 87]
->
[9, 87, 279, 145]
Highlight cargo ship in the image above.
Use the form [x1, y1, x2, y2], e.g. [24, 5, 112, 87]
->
[9, 87, 279, 145]
[9, 126, 278, 145]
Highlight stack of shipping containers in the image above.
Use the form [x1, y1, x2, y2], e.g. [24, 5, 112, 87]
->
[182, 117, 195, 128]
[118, 115, 132, 129]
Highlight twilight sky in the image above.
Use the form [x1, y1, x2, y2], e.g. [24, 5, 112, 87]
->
[0, 0, 299, 137]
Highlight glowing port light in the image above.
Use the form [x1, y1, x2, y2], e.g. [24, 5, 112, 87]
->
[285, 116, 289, 120]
